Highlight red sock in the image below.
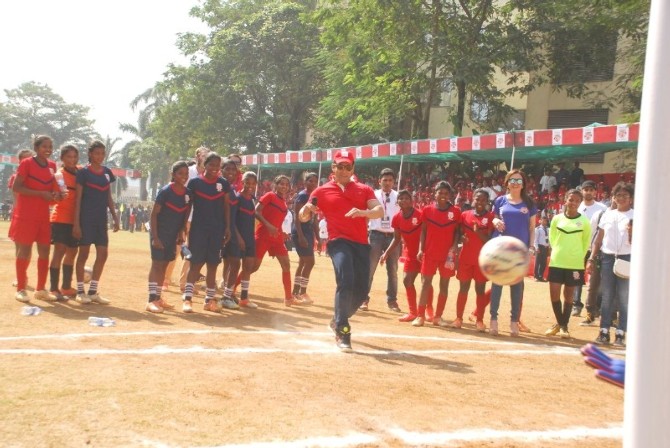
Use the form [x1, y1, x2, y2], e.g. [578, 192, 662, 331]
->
[417, 305, 426, 319]
[435, 293, 447, 319]
[405, 285, 417, 315]
[456, 292, 468, 319]
[475, 293, 487, 320]
[37, 258, 49, 291]
[16, 258, 30, 291]
[427, 285, 434, 310]
[282, 271, 292, 300]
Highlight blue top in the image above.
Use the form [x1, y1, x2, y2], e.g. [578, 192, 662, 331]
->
[235, 192, 256, 240]
[155, 183, 192, 241]
[76, 165, 115, 223]
[187, 175, 231, 233]
[292, 189, 313, 236]
[492, 195, 537, 247]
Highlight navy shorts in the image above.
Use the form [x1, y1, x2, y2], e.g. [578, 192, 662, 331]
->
[150, 234, 178, 262]
[188, 228, 223, 265]
[222, 235, 256, 259]
[51, 223, 79, 248]
[292, 230, 315, 257]
[548, 267, 585, 286]
[79, 221, 109, 247]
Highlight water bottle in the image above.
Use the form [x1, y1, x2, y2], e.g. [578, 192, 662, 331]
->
[54, 172, 67, 194]
[180, 245, 193, 260]
[88, 316, 116, 327]
[21, 306, 43, 316]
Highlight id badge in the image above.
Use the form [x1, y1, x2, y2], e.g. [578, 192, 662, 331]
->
[381, 218, 391, 230]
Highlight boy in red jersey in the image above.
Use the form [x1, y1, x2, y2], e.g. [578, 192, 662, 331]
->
[12, 136, 61, 302]
[454, 189, 494, 331]
[380, 190, 422, 322]
[413, 181, 461, 327]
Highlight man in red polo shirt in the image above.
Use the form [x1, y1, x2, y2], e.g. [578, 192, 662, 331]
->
[299, 149, 383, 351]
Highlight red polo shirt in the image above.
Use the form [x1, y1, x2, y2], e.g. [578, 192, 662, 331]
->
[256, 191, 288, 241]
[391, 208, 422, 259]
[422, 203, 461, 261]
[310, 180, 376, 245]
[14, 157, 58, 222]
[459, 209, 494, 265]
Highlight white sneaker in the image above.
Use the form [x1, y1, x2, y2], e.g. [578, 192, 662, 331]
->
[88, 293, 110, 305]
[489, 319, 499, 336]
[182, 300, 193, 313]
[145, 302, 164, 313]
[34, 290, 56, 301]
[433, 317, 450, 327]
[411, 316, 425, 327]
[15, 290, 30, 303]
[239, 299, 258, 309]
[221, 298, 240, 310]
[76, 294, 91, 304]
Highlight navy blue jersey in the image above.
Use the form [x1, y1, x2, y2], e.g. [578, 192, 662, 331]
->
[187, 175, 231, 232]
[155, 183, 192, 241]
[236, 192, 256, 241]
[76, 165, 115, 223]
[228, 188, 239, 238]
[292, 189, 313, 236]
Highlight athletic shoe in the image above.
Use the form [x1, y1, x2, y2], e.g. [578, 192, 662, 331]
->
[145, 302, 164, 313]
[221, 298, 240, 310]
[558, 326, 571, 339]
[595, 330, 610, 345]
[426, 306, 434, 322]
[182, 300, 194, 313]
[156, 299, 175, 310]
[571, 306, 582, 317]
[450, 317, 463, 329]
[411, 316, 425, 327]
[595, 369, 624, 388]
[433, 317, 450, 327]
[60, 288, 77, 298]
[297, 293, 314, 305]
[336, 327, 352, 352]
[489, 319, 499, 336]
[284, 297, 300, 307]
[387, 301, 402, 313]
[76, 294, 91, 304]
[359, 300, 369, 311]
[204, 300, 220, 312]
[544, 324, 560, 336]
[15, 290, 30, 303]
[510, 321, 520, 337]
[34, 289, 56, 301]
[398, 313, 416, 322]
[613, 332, 625, 347]
[580, 312, 597, 326]
[88, 294, 110, 305]
[518, 321, 531, 333]
[476, 320, 486, 332]
[239, 299, 258, 309]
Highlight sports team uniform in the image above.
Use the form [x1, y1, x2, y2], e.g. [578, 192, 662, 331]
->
[255, 191, 289, 260]
[233, 192, 257, 258]
[7, 173, 18, 240]
[187, 175, 231, 264]
[76, 165, 116, 246]
[50, 167, 79, 248]
[291, 189, 315, 257]
[13, 157, 58, 245]
[391, 208, 422, 273]
[457, 209, 495, 283]
[222, 188, 240, 258]
[151, 183, 192, 261]
[548, 212, 591, 286]
[420, 203, 462, 277]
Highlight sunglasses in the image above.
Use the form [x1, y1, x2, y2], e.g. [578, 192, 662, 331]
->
[508, 178, 524, 185]
[335, 164, 353, 171]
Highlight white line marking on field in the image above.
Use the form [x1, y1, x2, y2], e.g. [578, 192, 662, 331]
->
[388, 424, 623, 445]
[198, 433, 379, 448]
[0, 345, 579, 356]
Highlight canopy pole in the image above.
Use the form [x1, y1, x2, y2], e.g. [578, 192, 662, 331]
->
[317, 161, 323, 185]
[255, 163, 261, 197]
[397, 154, 405, 189]
[509, 130, 516, 171]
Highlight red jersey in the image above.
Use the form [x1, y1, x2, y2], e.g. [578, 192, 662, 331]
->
[50, 167, 78, 224]
[14, 157, 58, 222]
[310, 180, 376, 245]
[459, 209, 494, 265]
[422, 203, 461, 261]
[256, 191, 288, 240]
[391, 208, 422, 260]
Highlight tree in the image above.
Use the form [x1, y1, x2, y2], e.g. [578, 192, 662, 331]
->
[0, 81, 98, 152]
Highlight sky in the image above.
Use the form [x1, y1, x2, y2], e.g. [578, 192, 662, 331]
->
[0, 0, 207, 143]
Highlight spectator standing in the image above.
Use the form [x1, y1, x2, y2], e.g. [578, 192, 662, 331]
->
[533, 217, 550, 281]
[569, 161, 585, 188]
[539, 168, 557, 194]
[554, 163, 570, 187]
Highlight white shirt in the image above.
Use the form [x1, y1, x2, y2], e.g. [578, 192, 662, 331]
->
[534, 225, 549, 249]
[319, 219, 328, 239]
[578, 201, 607, 220]
[598, 209, 634, 255]
[188, 164, 200, 181]
[282, 210, 294, 235]
[368, 189, 399, 233]
[540, 175, 557, 193]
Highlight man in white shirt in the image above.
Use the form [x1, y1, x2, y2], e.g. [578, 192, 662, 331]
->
[362, 168, 402, 313]
[533, 217, 550, 281]
[539, 168, 557, 193]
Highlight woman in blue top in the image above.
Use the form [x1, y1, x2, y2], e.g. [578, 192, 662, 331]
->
[490, 170, 537, 336]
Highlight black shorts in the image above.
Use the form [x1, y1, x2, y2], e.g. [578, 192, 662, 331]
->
[79, 221, 109, 247]
[188, 228, 223, 265]
[150, 235, 178, 262]
[548, 267, 585, 286]
[51, 223, 79, 248]
[291, 231, 315, 257]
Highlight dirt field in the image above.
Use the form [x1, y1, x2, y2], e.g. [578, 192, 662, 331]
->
[0, 221, 624, 447]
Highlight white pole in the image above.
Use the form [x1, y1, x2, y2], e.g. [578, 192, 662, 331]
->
[318, 161, 323, 185]
[624, 1, 670, 447]
[398, 153, 404, 189]
[255, 163, 261, 197]
[510, 130, 516, 171]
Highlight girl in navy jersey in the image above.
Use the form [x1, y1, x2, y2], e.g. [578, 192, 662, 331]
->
[73, 140, 120, 305]
[12, 136, 61, 303]
[145, 161, 192, 313]
[182, 153, 232, 313]
[291, 172, 319, 304]
[220, 155, 243, 294]
[250, 175, 295, 306]
[226, 171, 259, 308]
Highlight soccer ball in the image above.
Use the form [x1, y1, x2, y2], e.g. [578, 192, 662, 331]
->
[84, 266, 93, 284]
[478, 236, 530, 285]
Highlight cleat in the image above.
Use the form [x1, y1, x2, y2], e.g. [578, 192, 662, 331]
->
[34, 289, 57, 301]
[544, 324, 561, 336]
[75, 294, 91, 304]
[145, 302, 164, 313]
[595, 330, 611, 345]
[433, 317, 450, 327]
[398, 313, 417, 322]
[284, 297, 300, 307]
[518, 321, 531, 333]
[489, 319, 499, 336]
[510, 321, 520, 337]
[425, 306, 434, 322]
[358, 300, 369, 311]
[476, 320, 486, 332]
[239, 299, 258, 309]
[387, 301, 402, 313]
[88, 294, 110, 305]
[335, 327, 352, 352]
[450, 318, 463, 329]
[411, 316, 425, 327]
[297, 293, 314, 305]
[60, 288, 77, 298]
[182, 300, 194, 313]
[558, 326, 571, 339]
[221, 298, 240, 310]
[580, 312, 597, 326]
[15, 290, 30, 303]
[156, 299, 175, 310]
[204, 300, 221, 312]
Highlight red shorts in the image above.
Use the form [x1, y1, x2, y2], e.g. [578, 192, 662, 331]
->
[255, 235, 288, 260]
[403, 258, 421, 273]
[12, 218, 51, 245]
[421, 257, 455, 278]
[456, 260, 488, 283]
